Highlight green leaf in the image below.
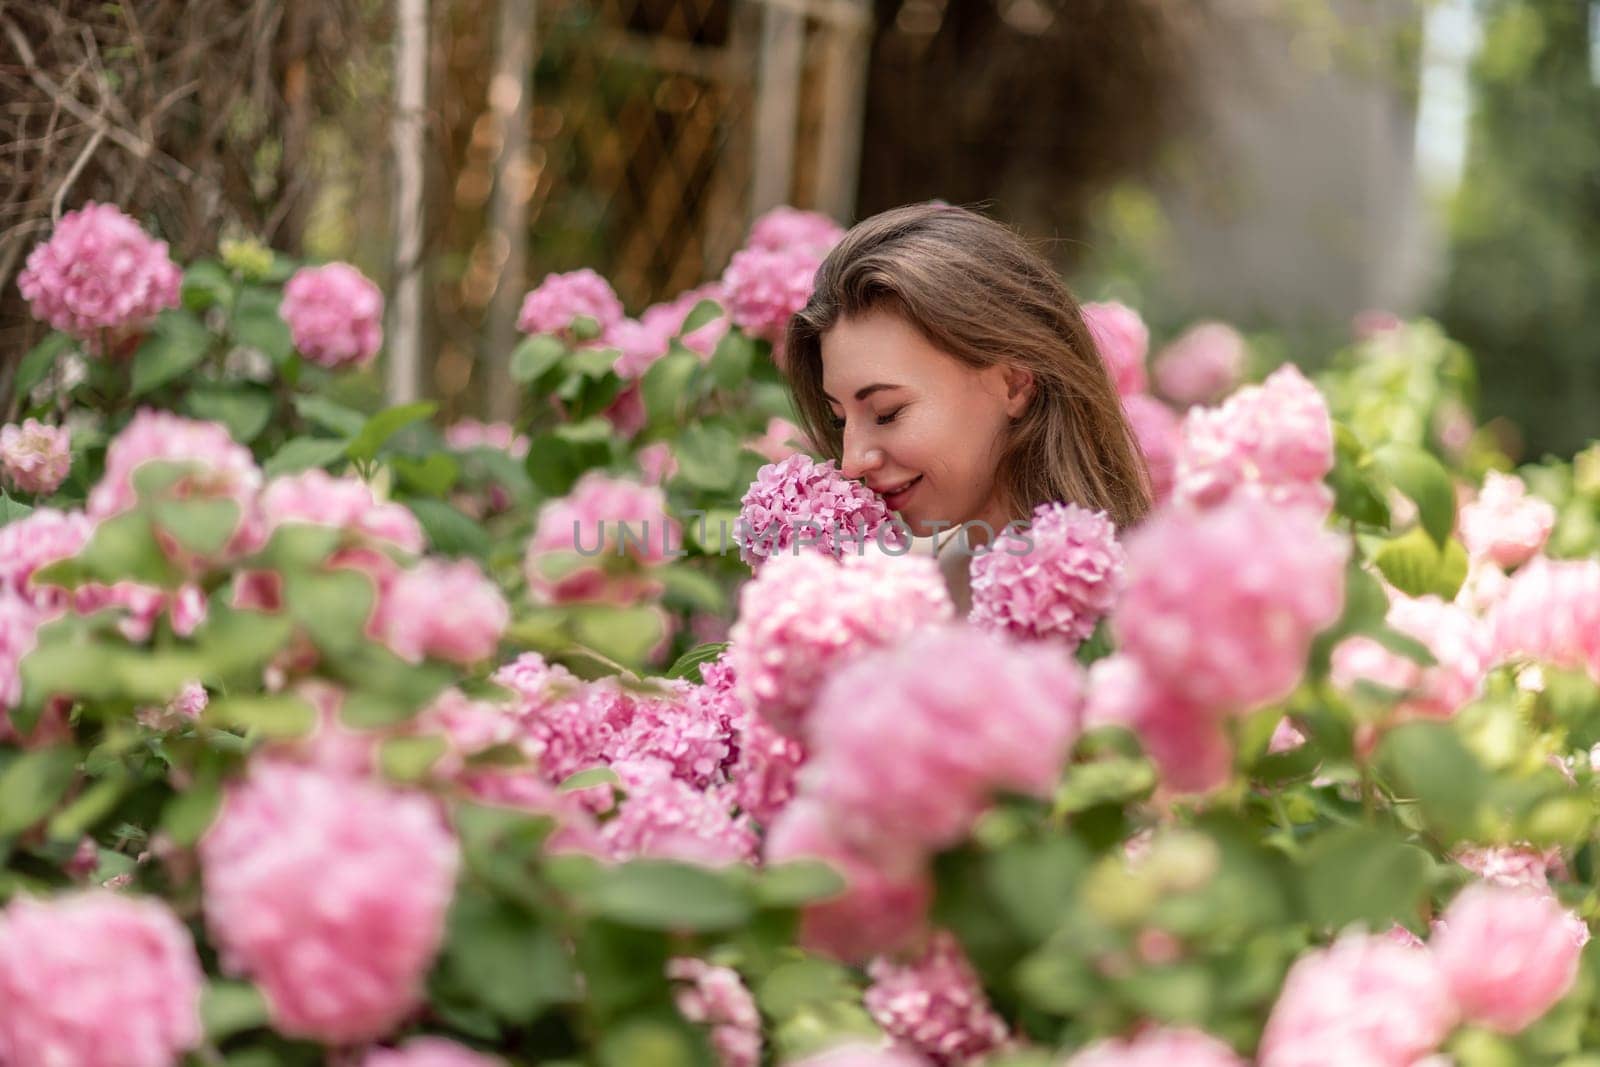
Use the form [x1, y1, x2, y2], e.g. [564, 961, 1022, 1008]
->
[1301, 826, 1432, 930]
[569, 604, 668, 668]
[1327, 422, 1391, 527]
[161, 775, 223, 846]
[1373, 526, 1469, 600]
[597, 1018, 705, 1067]
[184, 386, 275, 443]
[681, 298, 723, 335]
[755, 860, 847, 908]
[657, 566, 727, 614]
[204, 694, 317, 738]
[46, 775, 129, 841]
[292, 394, 367, 437]
[15, 333, 71, 397]
[985, 837, 1089, 940]
[1055, 757, 1158, 815]
[442, 890, 578, 1022]
[589, 860, 754, 931]
[231, 285, 294, 365]
[1376, 721, 1491, 842]
[675, 423, 741, 492]
[47, 510, 181, 587]
[709, 330, 755, 391]
[246, 523, 342, 571]
[130, 309, 212, 395]
[558, 766, 622, 793]
[406, 497, 491, 558]
[641, 349, 699, 429]
[201, 982, 270, 1042]
[263, 436, 348, 478]
[152, 499, 241, 556]
[326, 650, 455, 727]
[1373, 443, 1457, 547]
[509, 335, 567, 385]
[666, 642, 729, 682]
[283, 568, 375, 654]
[378, 734, 448, 782]
[0, 493, 34, 527]
[347, 402, 437, 463]
[525, 418, 615, 496]
[392, 453, 461, 496]
[181, 259, 234, 311]
[0, 746, 78, 835]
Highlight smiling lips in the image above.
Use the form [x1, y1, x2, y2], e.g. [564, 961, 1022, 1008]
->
[875, 475, 923, 510]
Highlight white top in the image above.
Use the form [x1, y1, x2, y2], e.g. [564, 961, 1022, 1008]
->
[907, 525, 974, 616]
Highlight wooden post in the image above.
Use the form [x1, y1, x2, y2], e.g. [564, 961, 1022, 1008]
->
[813, 0, 872, 222]
[389, 0, 429, 405]
[749, 0, 805, 217]
[485, 0, 533, 421]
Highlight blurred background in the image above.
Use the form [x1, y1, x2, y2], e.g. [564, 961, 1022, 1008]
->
[2, 0, 1596, 455]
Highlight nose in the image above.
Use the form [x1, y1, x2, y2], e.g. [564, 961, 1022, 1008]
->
[840, 426, 884, 481]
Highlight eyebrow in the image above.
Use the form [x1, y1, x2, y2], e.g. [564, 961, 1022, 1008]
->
[822, 383, 904, 404]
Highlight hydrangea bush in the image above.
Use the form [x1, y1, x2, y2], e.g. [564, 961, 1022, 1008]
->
[4, 202, 1600, 1067]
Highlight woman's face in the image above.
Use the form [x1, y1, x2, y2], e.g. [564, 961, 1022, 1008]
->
[820, 309, 1030, 540]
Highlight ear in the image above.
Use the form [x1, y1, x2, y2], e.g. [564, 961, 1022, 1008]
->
[1001, 366, 1035, 419]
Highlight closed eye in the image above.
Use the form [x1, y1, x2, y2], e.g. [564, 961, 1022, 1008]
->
[876, 407, 904, 426]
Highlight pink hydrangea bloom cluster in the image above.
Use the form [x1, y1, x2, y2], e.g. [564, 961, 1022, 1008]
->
[280, 262, 384, 369]
[1459, 471, 1555, 569]
[863, 930, 1010, 1065]
[526, 472, 679, 603]
[1, 592, 43, 712]
[260, 469, 426, 552]
[630, 282, 731, 367]
[968, 501, 1124, 647]
[0, 506, 93, 612]
[748, 416, 807, 464]
[1174, 364, 1335, 514]
[765, 799, 932, 963]
[1488, 557, 1600, 680]
[668, 957, 763, 1067]
[360, 1038, 504, 1067]
[1082, 300, 1150, 397]
[1116, 495, 1347, 712]
[737, 453, 906, 569]
[137, 679, 209, 730]
[728, 549, 954, 737]
[803, 624, 1083, 852]
[1085, 654, 1233, 794]
[684, 651, 805, 826]
[199, 761, 460, 1044]
[789, 1046, 926, 1067]
[0, 890, 203, 1067]
[1120, 393, 1181, 504]
[372, 558, 508, 664]
[89, 409, 264, 553]
[444, 418, 531, 459]
[1329, 593, 1489, 720]
[721, 244, 824, 348]
[17, 202, 181, 351]
[0, 419, 71, 495]
[601, 762, 756, 866]
[1152, 321, 1247, 407]
[1065, 1027, 1246, 1067]
[636, 441, 678, 485]
[1453, 844, 1560, 893]
[1432, 882, 1587, 1034]
[1257, 933, 1456, 1067]
[517, 268, 625, 340]
[747, 206, 845, 255]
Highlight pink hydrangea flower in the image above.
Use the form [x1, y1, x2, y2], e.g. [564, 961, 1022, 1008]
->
[804, 624, 1082, 851]
[1114, 495, 1348, 713]
[280, 262, 384, 369]
[1432, 882, 1588, 1034]
[749, 416, 807, 464]
[1452, 844, 1559, 894]
[373, 558, 508, 664]
[1330, 593, 1489, 720]
[732, 706, 807, 826]
[0, 891, 203, 1067]
[88, 409, 263, 554]
[765, 800, 932, 964]
[260, 469, 426, 552]
[1065, 1026, 1246, 1066]
[728, 549, 954, 738]
[0, 507, 93, 612]
[360, 1038, 504, 1067]
[721, 244, 824, 346]
[17, 202, 181, 351]
[747, 206, 845, 255]
[737, 453, 906, 569]
[1121, 393, 1181, 504]
[1258, 934, 1456, 1067]
[1082, 301, 1150, 397]
[0, 594, 44, 712]
[1459, 471, 1555, 570]
[639, 282, 730, 360]
[137, 680, 209, 730]
[199, 760, 460, 1044]
[1085, 654, 1233, 795]
[969, 502, 1123, 647]
[1175, 364, 1335, 514]
[0, 419, 71, 495]
[609, 317, 677, 380]
[526, 471, 678, 603]
[636, 441, 678, 485]
[788, 1046, 926, 1067]
[864, 931, 1009, 1065]
[669, 957, 763, 1067]
[517, 268, 625, 340]
[1152, 322, 1247, 407]
[1488, 557, 1600, 680]
[444, 419, 531, 459]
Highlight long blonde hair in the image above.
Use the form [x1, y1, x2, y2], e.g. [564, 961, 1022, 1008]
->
[785, 203, 1153, 531]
